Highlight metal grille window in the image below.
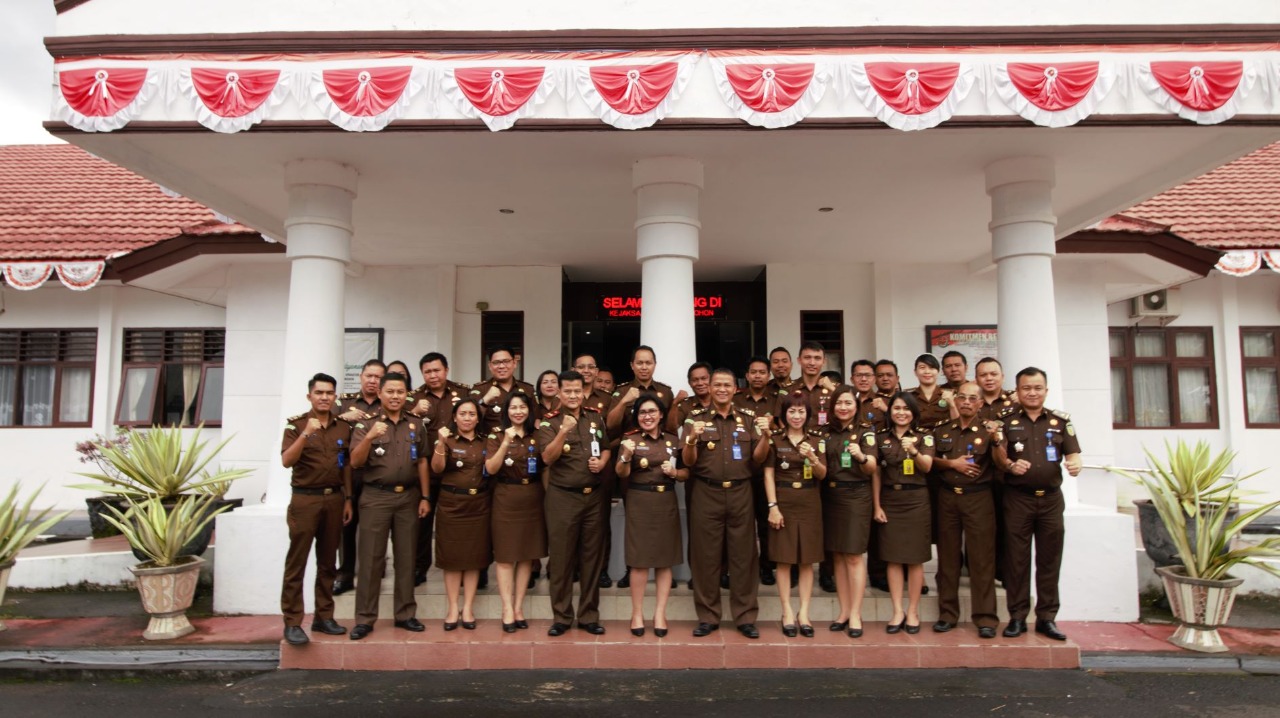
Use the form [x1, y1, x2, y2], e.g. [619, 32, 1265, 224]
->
[1241, 327, 1280, 427]
[117, 328, 225, 427]
[800, 310, 844, 374]
[0, 329, 96, 427]
[480, 311, 525, 380]
[1109, 327, 1217, 429]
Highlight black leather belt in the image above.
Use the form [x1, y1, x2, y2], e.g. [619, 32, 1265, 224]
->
[696, 476, 750, 488]
[628, 483, 675, 493]
[942, 482, 992, 495]
[552, 483, 601, 495]
[292, 486, 343, 496]
[825, 479, 871, 489]
[779, 479, 819, 490]
[497, 476, 537, 485]
[886, 483, 927, 491]
[1009, 484, 1060, 497]
[441, 484, 489, 495]
[366, 482, 417, 493]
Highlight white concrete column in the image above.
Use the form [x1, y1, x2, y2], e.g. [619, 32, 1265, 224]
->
[986, 157, 1063, 389]
[634, 158, 702, 390]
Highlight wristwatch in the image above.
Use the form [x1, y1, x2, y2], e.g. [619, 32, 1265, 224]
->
[767, 502, 778, 508]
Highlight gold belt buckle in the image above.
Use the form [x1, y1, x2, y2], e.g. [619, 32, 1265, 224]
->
[721, 481, 732, 488]
[468, 488, 477, 495]
[953, 486, 963, 495]
[829, 481, 836, 488]
[520, 478, 529, 485]
[322, 487, 334, 495]
[583, 487, 593, 494]
[394, 485, 405, 493]
[791, 482, 802, 489]
[1035, 489, 1046, 497]
[655, 485, 666, 493]
[893, 484, 903, 491]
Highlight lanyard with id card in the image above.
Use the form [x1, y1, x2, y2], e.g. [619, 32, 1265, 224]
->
[731, 430, 743, 460]
[1045, 432, 1058, 462]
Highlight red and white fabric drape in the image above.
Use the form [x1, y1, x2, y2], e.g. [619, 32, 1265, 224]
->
[178, 67, 293, 133]
[575, 53, 698, 130]
[442, 65, 557, 131]
[710, 55, 834, 128]
[1136, 60, 1256, 125]
[1, 261, 106, 291]
[311, 66, 428, 132]
[993, 61, 1116, 128]
[1215, 250, 1280, 277]
[846, 61, 975, 131]
[54, 67, 159, 132]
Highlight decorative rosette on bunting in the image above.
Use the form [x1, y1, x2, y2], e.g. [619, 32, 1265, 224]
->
[709, 56, 832, 129]
[442, 65, 556, 131]
[574, 54, 698, 130]
[1136, 60, 1255, 125]
[312, 66, 426, 132]
[2, 263, 55, 290]
[1265, 251, 1280, 273]
[993, 61, 1115, 128]
[178, 67, 292, 133]
[847, 61, 974, 131]
[1215, 250, 1262, 276]
[56, 261, 106, 291]
[54, 67, 159, 132]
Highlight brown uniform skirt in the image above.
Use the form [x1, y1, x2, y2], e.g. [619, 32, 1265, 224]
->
[435, 489, 492, 571]
[877, 486, 932, 565]
[491, 481, 547, 563]
[768, 484, 824, 565]
[625, 486, 683, 568]
[822, 480, 874, 555]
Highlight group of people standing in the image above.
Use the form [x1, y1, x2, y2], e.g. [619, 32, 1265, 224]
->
[278, 341, 1081, 648]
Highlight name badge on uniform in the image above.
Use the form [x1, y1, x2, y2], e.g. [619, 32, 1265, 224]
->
[903, 458, 915, 475]
[409, 432, 418, 461]
[374, 446, 386, 457]
[1045, 432, 1059, 462]
[840, 441, 852, 469]
[803, 461, 813, 480]
[732, 441, 743, 461]
[818, 410, 828, 425]
[590, 440, 601, 458]
[527, 446, 539, 475]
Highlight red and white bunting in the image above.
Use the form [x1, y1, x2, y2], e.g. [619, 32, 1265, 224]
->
[442, 66, 556, 131]
[710, 59, 832, 129]
[574, 54, 697, 130]
[1, 262, 108, 290]
[1216, 250, 1262, 276]
[847, 62, 974, 131]
[1265, 251, 1280, 273]
[994, 61, 1115, 128]
[56, 261, 106, 291]
[179, 68, 292, 133]
[1136, 60, 1255, 125]
[2, 263, 55, 290]
[313, 66, 425, 132]
[54, 67, 158, 132]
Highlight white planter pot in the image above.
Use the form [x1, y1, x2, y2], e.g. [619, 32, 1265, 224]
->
[1156, 565, 1244, 654]
[130, 556, 204, 641]
[0, 560, 12, 632]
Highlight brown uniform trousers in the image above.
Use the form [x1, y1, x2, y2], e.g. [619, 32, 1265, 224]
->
[932, 421, 999, 628]
[544, 487, 607, 624]
[333, 393, 379, 584]
[584, 389, 618, 582]
[356, 486, 421, 624]
[735, 392, 779, 573]
[282, 492, 345, 626]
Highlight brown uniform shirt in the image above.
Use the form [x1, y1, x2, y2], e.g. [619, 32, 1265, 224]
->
[909, 385, 952, 430]
[583, 388, 612, 415]
[824, 421, 876, 483]
[734, 389, 780, 425]
[767, 376, 796, 395]
[789, 378, 833, 428]
[486, 431, 541, 484]
[435, 433, 487, 492]
[352, 412, 429, 488]
[870, 427, 937, 487]
[470, 378, 536, 434]
[668, 395, 713, 434]
[607, 380, 675, 435]
[535, 407, 609, 490]
[855, 390, 889, 432]
[931, 418, 996, 488]
[333, 392, 380, 418]
[413, 380, 471, 449]
[622, 430, 681, 487]
[281, 412, 353, 489]
[683, 405, 762, 482]
[978, 392, 1020, 423]
[767, 428, 826, 487]
[1000, 408, 1081, 490]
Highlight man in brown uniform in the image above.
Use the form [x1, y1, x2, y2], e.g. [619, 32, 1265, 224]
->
[471, 346, 536, 435]
[667, 361, 712, 432]
[975, 356, 1018, 586]
[850, 360, 887, 432]
[683, 368, 771, 639]
[409, 352, 470, 586]
[736, 357, 780, 586]
[348, 372, 430, 640]
[571, 353, 618, 588]
[767, 346, 796, 394]
[790, 342, 837, 428]
[930, 381, 999, 639]
[280, 372, 352, 645]
[332, 359, 385, 595]
[537, 370, 611, 635]
[992, 367, 1082, 642]
[941, 350, 969, 393]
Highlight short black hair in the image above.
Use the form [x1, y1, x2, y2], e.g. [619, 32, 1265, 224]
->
[380, 372, 409, 389]
[596, 366, 613, 376]
[1015, 366, 1048, 384]
[308, 372, 338, 391]
[799, 341, 825, 355]
[632, 345, 656, 362]
[975, 356, 1002, 371]
[769, 346, 791, 359]
[942, 350, 968, 366]
[450, 398, 483, 433]
[821, 370, 844, 385]
[914, 353, 941, 370]
[631, 392, 669, 426]
[498, 392, 537, 435]
[875, 359, 899, 374]
[361, 359, 386, 372]
[486, 346, 516, 362]
[558, 370, 585, 386]
[851, 359, 875, 374]
[571, 352, 598, 367]
[687, 361, 713, 380]
[888, 391, 922, 423]
[385, 360, 410, 375]
[746, 356, 770, 372]
[419, 352, 449, 370]
[711, 367, 737, 383]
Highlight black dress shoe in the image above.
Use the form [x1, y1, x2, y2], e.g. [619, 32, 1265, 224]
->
[933, 620, 956, 633]
[311, 618, 347, 635]
[598, 573, 613, 588]
[1035, 620, 1067, 641]
[654, 627, 668, 638]
[527, 574, 538, 590]
[548, 622, 570, 636]
[920, 584, 930, 595]
[829, 620, 849, 632]
[514, 619, 529, 630]
[630, 626, 645, 637]
[759, 568, 776, 586]
[502, 622, 517, 633]
[394, 618, 425, 632]
[781, 623, 798, 638]
[720, 572, 731, 589]
[978, 626, 997, 639]
[737, 623, 760, 639]
[461, 620, 477, 630]
[886, 619, 904, 635]
[617, 572, 631, 589]
[819, 574, 837, 594]
[692, 622, 719, 637]
[284, 625, 309, 645]
[1003, 619, 1027, 638]
[349, 623, 373, 641]
[332, 578, 354, 595]
[904, 622, 920, 635]
[443, 620, 458, 632]
[799, 624, 815, 638]
[686, 579, 694, 589]
[847, 626, 864, 639]
[413, 572, 427, 587]
[579, 622, 606, 635]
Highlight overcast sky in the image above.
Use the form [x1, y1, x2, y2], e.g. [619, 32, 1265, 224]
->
[0, 0, 59, 145]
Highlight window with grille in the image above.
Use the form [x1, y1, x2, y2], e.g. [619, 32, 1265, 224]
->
[0, 329, 96, 427]
[480, 311, 525, 380]
[800, 310, 844, 374]
[1109, 326, 1216, 429]
[1241, 327, 1280, 427]
[117, 328, 224, 427]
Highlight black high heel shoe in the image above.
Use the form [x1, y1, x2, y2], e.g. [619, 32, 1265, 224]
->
[514, 619, 529, 630]
[904, 620, 920, 635]
[829, 620, 849, 632]
[630, 626, 645, 637]
[781, 622, 798, 638]
[847, 624, 864, 638]
[799, 624, 815, 638]
[502, 622, 517, 633]
[654, 627, 668, 638]
[443, 620, 459, 632]
[886, 619, 905, 634]
[462, 619, 477, 630]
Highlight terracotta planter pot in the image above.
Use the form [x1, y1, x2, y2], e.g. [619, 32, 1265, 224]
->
[0, 560, 12, 632]
[1156, 565, 1244, 653]
[130, 556, 204, 640]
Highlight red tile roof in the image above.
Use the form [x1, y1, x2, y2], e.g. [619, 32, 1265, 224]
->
[1122, 142, 1280, 250]
[0, 144, 257, 262]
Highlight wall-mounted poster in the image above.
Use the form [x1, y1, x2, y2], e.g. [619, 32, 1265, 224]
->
[925, 325, 998, 365]
[344, 329, 385, 393]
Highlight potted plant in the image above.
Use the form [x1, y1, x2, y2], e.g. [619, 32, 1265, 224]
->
[74, 429, 133, 539]
[73, 424, 251, 559]
[101, 495, 233, 640]
[0, 484, 71, 631]
[1110, 441, 1280, 653]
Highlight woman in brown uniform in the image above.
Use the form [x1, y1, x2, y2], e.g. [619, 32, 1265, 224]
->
[764, 392, 827, 638]
[822, 385, 878, 638]
[873, 392, 935, 634]
[430, 398, 491, 631]
[614, 393, 687, 637]
[534, 370, 561, 420]
[484, 393, 546, 632]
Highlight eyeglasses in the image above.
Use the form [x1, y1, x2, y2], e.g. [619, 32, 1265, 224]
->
[491, 359, 514, 366]
[574, 364, 597, 370]
[638, 408, 661, 416]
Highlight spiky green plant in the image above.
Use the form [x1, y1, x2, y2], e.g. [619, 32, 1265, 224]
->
[0, 484, 71, 565]
[1109, 440, 1280, 581]
[73, 424, 250, 500]
[101, 495, 232, 568]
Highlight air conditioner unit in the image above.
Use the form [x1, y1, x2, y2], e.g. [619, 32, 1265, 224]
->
[1130, 288, 1181, 319]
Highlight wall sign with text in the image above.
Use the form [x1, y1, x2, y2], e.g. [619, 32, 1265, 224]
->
[925, 325, 998, 365]
[601, 295, 725, 318]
